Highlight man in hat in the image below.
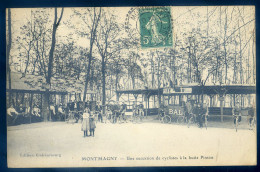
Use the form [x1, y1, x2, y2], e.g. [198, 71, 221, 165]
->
[96, 102, 103, 123]
[248, 104, 256, 128]
[233, 103, 242, 124]
[7, 105, 19, 126]
[197, 103, 207, 128]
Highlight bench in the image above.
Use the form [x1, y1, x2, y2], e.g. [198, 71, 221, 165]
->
[208, 107, 233, 116]
[147, 108, 159, 116]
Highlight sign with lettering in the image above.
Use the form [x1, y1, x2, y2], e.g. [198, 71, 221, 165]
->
[165, 105, 185, 117]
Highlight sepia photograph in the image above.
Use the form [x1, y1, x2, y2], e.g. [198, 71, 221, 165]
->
[6, 6, 256, 167]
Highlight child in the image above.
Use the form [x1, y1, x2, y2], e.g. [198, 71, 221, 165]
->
[82, 108, 90, 137]
[89, 113, 96, 137]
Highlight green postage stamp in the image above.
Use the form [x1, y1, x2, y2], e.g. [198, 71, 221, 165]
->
[139, 7, 173, 48]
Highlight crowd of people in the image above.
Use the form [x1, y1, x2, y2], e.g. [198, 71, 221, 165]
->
[6, 100, 97, 126]
[7, 104, 42, 126]
[105, 103, 127, 123]
[159, 100, 256, 129]
[7, 99, 256, 132]
[159, 100, 208, 128]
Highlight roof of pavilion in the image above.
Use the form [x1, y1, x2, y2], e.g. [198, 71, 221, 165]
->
[116, 84, 256, 96]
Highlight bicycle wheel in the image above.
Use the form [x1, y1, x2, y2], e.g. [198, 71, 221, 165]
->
[235, 118, 238, 132]
[132, 115, 136, 123]
[158, 114, 163, 123]
[204, 116, 208, 130]
[110, 116, 115, 123]
[177, 116, 184, 124]
[137, 115, 141, 123]
[187, 117, 193, 128]
[163, 115, 171, 124]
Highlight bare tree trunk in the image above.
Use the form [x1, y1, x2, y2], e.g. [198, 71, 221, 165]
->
[83, 8, 101, 103]
[224, 8, 228, 84]
[43, 8, 64, 121]
[252, 28, 256, 84]
[46, 8, 64, 85]
[233, 38, 237, 83]
[101, 56, 106, 116]
[115, 72, 119, 93]
[7, 8, 12, 106]
[157, 51, 161, 106]
[42, 92, 50, 121]
[238, 20, 244, 84]
[151, 57, 154, 88]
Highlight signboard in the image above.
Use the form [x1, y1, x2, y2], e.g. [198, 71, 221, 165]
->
[181, 88, 192, 93]
[163, 87, 192, 94]
[165, 105, 185, 117]
[163, 88, 175, 94]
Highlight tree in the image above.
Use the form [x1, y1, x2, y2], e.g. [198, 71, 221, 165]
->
[7, 8, 12, 106]
[95, 9, 122, 116]
[42, 8, 64, 121]
[72, 8, 102, 103]
[124, 51, 143, 89]
[46, 8, 64, 85]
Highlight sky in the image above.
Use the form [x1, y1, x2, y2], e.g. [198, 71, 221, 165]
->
[7, 6, 256, 86]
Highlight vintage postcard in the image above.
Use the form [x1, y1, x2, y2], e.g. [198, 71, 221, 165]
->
[6, 6, 256, 167]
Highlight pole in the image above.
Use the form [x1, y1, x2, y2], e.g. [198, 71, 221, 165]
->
[145, 94, 148, 117]
[29, 93, 33, 123]
[220, 95, 224, 122]
[148, 95, 150, 116]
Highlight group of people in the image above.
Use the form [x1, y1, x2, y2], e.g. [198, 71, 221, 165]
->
[49, 103, 66, 122]
[232, 104, 256, 128]
[7, 104, 42, 126]
[132, 103, 145, 123]
[105, 103, 127, 123]
[81, 108, 96, 137]
[50, 100, 95, 123]
[188, 102, 207, 128]
[159, 101, 208, 128]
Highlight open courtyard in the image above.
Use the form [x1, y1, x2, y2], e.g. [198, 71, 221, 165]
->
[7, 120, 256, 167]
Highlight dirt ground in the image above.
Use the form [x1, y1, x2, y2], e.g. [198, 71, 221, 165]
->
[7, 118, 256, 167]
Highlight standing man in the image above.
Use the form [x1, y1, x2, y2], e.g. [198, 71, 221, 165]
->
[121, 102, 127, 122]
[248, 104, 256, 128]
[96, 102, 103, 123]
[233, 104, 242, 124]
[67, 100, 75, 122]
[50, 103, 56, 121]
[197, 103, 207, 128]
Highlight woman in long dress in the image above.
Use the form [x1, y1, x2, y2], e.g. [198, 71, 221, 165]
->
[82, 108, 90, 137]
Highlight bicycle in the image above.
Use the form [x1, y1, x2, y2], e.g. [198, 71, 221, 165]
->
[111, 112, 119, 124]
[233, 114, 241, 132]
[204, 114, 208, 130]
[249, 115, 256, 132]
[158, 110, 171, 124]
[132, 112, 139, 123]
[176, 114, 186, 124]
[187, 113, 196, 128]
